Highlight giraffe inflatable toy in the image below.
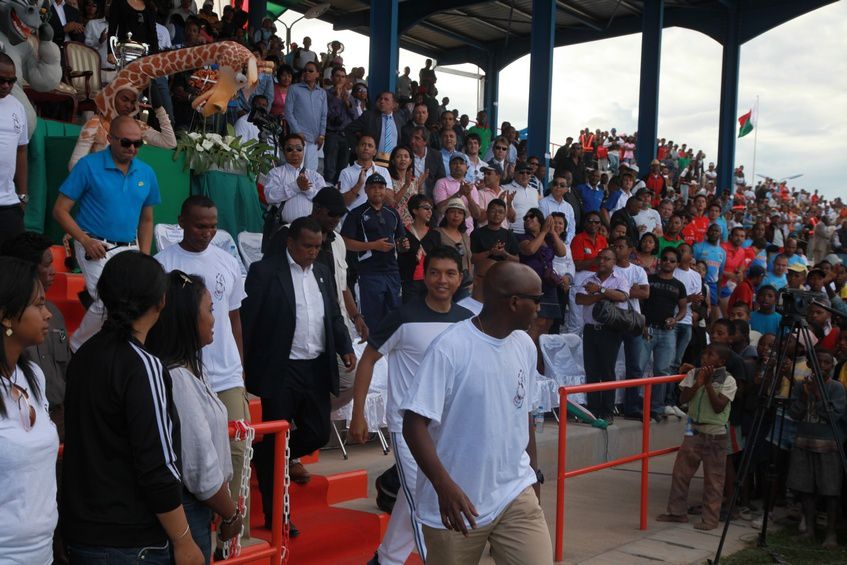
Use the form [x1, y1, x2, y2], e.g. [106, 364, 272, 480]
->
[95, 40, 273, 122]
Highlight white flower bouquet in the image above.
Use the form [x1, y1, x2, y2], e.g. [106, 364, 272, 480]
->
[174, 130, 276, 176]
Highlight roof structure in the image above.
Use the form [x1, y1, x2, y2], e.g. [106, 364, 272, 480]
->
[278, 0, 836, 68]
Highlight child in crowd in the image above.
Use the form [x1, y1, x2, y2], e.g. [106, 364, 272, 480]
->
[750, 285, 782, 336]
[657, 344, 737, 530]
[786, 349, 845, 549]
[729, 302, 762, 346]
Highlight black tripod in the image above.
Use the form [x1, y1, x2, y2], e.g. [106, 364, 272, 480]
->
[712, 298, 847, 564]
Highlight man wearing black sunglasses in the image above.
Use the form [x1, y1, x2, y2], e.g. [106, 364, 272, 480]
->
[0, 54, 28, 248]
[264, 132, 327, 223]
[53, 116, 160, 351]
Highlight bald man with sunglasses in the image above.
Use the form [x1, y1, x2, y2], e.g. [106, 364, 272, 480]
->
[53, 115, 160, 351]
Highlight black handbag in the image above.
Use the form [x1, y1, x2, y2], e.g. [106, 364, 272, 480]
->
[592, 299, 645, 336]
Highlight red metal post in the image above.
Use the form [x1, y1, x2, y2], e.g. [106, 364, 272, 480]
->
[640, 383, 652, 530]
[555, 388, 568, 562]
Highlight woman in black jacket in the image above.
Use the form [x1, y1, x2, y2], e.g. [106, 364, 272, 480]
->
[108, 0, 160, 54]
[61, 251, 203, 565]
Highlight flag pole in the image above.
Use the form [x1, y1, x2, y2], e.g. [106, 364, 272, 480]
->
[751, 95, 759, 186]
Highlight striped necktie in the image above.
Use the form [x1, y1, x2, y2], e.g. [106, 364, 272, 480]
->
[383, 114, 394, 153]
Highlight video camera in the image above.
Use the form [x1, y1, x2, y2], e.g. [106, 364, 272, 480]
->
[777, 288, 822, 320]
[247, 106, 282, 136]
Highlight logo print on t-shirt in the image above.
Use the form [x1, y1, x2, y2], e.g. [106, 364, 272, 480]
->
[513, 369, 526, 409]
[214, 272, 226, 301]
[12, 112, 21, 133]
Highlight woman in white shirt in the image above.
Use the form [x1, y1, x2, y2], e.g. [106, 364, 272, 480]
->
[0, 257, 58, 565]
[146, 271, 241, 564]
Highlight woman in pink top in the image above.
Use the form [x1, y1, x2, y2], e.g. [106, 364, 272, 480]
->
[270, 64, 294, 118]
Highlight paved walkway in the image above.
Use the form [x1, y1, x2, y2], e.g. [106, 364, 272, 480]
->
[312, 418, 755, 564]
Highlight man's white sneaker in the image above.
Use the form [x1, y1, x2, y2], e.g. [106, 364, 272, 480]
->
[672, 406, 687, 419]
[663, 406, 676, 416]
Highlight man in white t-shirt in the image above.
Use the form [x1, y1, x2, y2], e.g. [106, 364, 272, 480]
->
[633, 189, 663, 237]
[233, 95, 265, 144]
[154, 195, 253, 535]
[0, 54, 29, 247]
[402, 261, 552, 564]
[349, 246, 472, 565]
[612, 236, 650, 419]
[672, 243, 704, 376]
[339, 135, 393, 212]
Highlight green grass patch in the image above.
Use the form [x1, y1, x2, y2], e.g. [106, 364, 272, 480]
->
[722, 526, 847, 564]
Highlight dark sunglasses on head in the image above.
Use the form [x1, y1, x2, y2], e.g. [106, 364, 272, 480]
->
[118, 137, 144, 148]
[284, 145, 304, 153]
[0, 76, 17, 86]
[494, 145, 507, 150]
[417, 205, 433, 211]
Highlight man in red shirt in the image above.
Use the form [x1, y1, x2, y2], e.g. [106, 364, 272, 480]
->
[682, 195, 710, 245]
[571, 211, 607, 272]
[644, 159, 665, 207]
[727, 265, 765, 311]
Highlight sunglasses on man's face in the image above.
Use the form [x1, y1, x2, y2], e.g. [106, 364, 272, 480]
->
[0, 76, 17, 86]
[494, 146, 507, 151]
[117, 137, 144, 148]
[284, 145, 304, 153]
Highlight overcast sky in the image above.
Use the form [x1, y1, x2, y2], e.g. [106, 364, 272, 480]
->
[278, 1, 845, 199]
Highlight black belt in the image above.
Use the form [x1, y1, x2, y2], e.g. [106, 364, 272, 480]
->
[87, 235, 137, 247]
[585, 324, 604, 331]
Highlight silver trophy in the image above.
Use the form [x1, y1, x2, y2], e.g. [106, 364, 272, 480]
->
[109, 32, 149, 70]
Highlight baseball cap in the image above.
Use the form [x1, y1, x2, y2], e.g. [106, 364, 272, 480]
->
[787, 263, 808, 274]
[481, 163, 503, 176]
[449, 154, 467, 165]
[747, 265, 766, 279]
[365, 172, 387, 186]
[312, 187, 346, 216]
[807, 267, 826, 279]
[621, 162, 639, 174]
[444, 198, 468, 215]
[514, 162, 531, 173]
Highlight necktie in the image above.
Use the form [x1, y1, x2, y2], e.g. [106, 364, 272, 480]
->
[384, 115, 394, 153]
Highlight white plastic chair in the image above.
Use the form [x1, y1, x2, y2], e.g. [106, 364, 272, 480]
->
[237, 231, 264, 270]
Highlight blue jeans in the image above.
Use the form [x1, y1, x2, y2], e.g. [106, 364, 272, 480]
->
[668, 324, 693, 405]
[182, 492, 213, 564]
[358, 271, 402, 332]
[67, 541, 170, 564]
[641, 327, 677, 414]
[621, 332, 645, 415]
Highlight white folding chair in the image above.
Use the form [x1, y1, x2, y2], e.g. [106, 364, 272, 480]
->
[237, 231, 264, 271]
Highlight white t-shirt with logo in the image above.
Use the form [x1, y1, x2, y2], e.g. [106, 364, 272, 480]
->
[634, 208, 662, 236]
[0, 95, 28, 205]
[615, 263, 648, 313]
[673, 267, 702, 326]
[155, 244, 246, 393]
[401, 320, 537, 529]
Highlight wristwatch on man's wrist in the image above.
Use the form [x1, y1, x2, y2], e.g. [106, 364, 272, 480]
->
[17, 193, 28, 204]
[535, 468, 545, 485]
[599, 287, 606, 295]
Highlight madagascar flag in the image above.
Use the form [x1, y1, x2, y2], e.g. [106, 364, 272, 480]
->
[738, 110, 754, 138]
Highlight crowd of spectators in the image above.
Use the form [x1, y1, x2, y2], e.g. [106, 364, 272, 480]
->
[3, 5, 847, 563]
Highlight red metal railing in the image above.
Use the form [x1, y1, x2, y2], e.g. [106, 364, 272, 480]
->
[59, 420, 291, 565]
[555, 375, 685, 562]
[218, 420, 290, 564]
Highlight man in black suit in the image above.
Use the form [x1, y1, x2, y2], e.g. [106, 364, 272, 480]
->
[242, 216, 356, 528]
[345, 91, 406, 161]
[48, 0, 86, 45]
[408, 125, 445, 203]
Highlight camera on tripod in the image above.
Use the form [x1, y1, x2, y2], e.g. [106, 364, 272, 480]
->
[777, 288, 820, 320]
[248, 106, 282, 137]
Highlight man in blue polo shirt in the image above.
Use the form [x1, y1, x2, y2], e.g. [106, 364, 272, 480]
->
[341, 173, 407, 331]
[53, 116, 161, 351]
[575, 168, 604, 214]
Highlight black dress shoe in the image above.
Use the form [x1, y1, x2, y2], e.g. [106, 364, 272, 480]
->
[650, 412, 666, 423]
[624, 411, 644, 421]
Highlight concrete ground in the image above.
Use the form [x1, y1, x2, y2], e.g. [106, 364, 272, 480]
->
[311, 416, 757, 564]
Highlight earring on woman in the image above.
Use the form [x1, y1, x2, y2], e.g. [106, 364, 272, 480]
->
[4, 327, 11, 337]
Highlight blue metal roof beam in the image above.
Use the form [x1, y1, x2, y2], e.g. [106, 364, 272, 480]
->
[555, 1, 605, 32]
[416, 20, 488, 52]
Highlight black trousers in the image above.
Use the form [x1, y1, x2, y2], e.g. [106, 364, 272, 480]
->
[254, 357, 331, 520]
[0, 204, 24, 248]
[583, 325, 624, 418]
